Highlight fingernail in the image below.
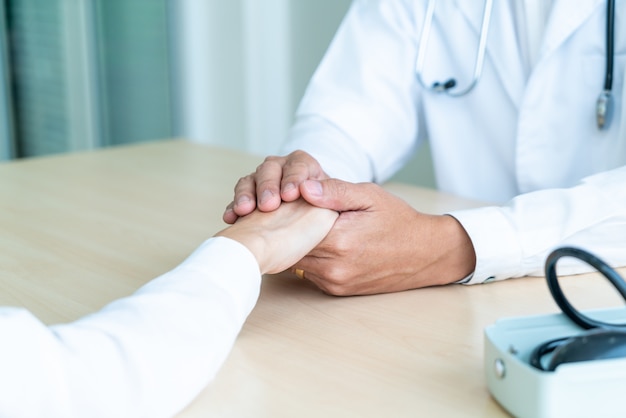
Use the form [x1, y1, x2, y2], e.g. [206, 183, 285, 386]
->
[223, 207, 236, 220]
[303, 180, 323, 197]
[260, 189, 274, 205]
[282, 182, 295, 194]
[236, 195, 250, 207]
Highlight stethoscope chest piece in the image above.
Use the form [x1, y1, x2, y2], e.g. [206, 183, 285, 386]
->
[597, 91, 613, 130]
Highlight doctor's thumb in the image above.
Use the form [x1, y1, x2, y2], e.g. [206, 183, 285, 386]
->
[300, 179, 371, 212]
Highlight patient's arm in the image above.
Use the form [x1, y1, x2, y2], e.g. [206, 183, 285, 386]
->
[0, 201, 337, 417]
[217, 198, 338, 274]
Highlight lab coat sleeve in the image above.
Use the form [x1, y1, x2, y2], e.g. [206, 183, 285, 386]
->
[0, 236, 261, 418]
[281, 0, 423, 183]
[448, 166, 626, 284]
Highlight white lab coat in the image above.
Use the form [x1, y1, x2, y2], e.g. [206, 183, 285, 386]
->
[0, 237, 261, 417]
[282, 0, 626, 283]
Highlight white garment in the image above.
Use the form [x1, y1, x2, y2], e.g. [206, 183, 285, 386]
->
[282, 0, 626, 283]
[0, 237, 261, 417]
[513, 0, 554, 72]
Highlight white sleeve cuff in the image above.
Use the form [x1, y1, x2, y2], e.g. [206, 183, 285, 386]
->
[447, 206, 524, 285]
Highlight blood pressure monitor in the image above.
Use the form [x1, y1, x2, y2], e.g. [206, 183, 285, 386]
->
[484, 247, 626, 418]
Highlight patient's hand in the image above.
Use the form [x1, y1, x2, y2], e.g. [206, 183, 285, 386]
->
[216, 199, 338, 274]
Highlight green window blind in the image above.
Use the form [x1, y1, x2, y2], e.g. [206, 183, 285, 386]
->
[5, 0, 173, 158]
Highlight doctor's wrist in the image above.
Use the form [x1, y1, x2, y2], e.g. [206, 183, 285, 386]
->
[434, 215, 477, 285]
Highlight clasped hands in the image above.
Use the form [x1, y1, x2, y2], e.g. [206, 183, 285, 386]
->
[222, 151, 476, 296]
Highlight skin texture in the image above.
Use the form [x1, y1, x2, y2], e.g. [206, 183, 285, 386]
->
[223, 150, 476, 296]
[217, 199, 338, 275]
[223, 151, 329, 224]
[292, 179, 476, 295]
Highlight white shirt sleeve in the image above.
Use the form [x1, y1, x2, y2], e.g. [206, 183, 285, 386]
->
[281, 0, 423, 184]
[283, 115, 375, 183]
[282, 0, 626, 287]
[0, 236, 261, 418]
[449, 166, 626, 284]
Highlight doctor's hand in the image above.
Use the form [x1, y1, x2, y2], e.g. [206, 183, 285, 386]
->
[223, 150, 329, 224]
[292, 179, 477, 296]
[216, 199, 338, 275]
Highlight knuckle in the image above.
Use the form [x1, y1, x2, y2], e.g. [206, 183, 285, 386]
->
[290, 150, 308, 159]
[255, 160, 284, 179]
[235, 174, 253, 190]
[330, 236, 352, 255]
[293, 150, 323, 170]
[322, 265, 348, 286]
[283, 155, 308, 168]
[333, 180, 348, 199]
[258, 155, 283, 171]
[238, 174, 253, 183]
[283, 160, 310, 178]
[314, 266, 354, 296]
[323, 282, 351, 297]
[256, 161, 272, 174]
[256, 176, 279, 190]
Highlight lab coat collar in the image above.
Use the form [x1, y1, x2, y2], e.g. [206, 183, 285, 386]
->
[452, 0, 604, 105]
[454, 0, 603, 52]
[541, 0, 604, 59]
[452, 0, 525, 104]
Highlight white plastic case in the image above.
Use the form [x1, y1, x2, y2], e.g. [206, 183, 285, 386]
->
[484, 307, 626, 418]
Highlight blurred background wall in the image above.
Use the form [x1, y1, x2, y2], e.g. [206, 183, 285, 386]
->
[0, 0, 434, 187]
[173, 0, 352, 155]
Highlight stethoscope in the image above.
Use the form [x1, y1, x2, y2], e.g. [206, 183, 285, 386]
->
[415, 0, 616, 130]
[529, 247, 626, 371]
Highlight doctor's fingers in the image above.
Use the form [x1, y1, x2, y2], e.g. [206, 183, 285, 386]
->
[228, 173, 261, 219]
[280, 150, 328, 201]
[231, 157, 285, 217]
[222, 200, 239, 224]
[229, 151, 326, 220]
[293, 254, 359, 297]
[249, 155, 292, 212]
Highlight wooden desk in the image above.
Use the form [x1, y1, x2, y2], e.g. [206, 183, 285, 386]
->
[0, 140, 622, 417]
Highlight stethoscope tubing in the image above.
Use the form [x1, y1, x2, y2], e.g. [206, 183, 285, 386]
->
[529, 246, 626, 371]
[545, 246, 626, 331]
[604, 0, 615, 92]
[415, 0, 494, 97]
[415, 0, 616, 127]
